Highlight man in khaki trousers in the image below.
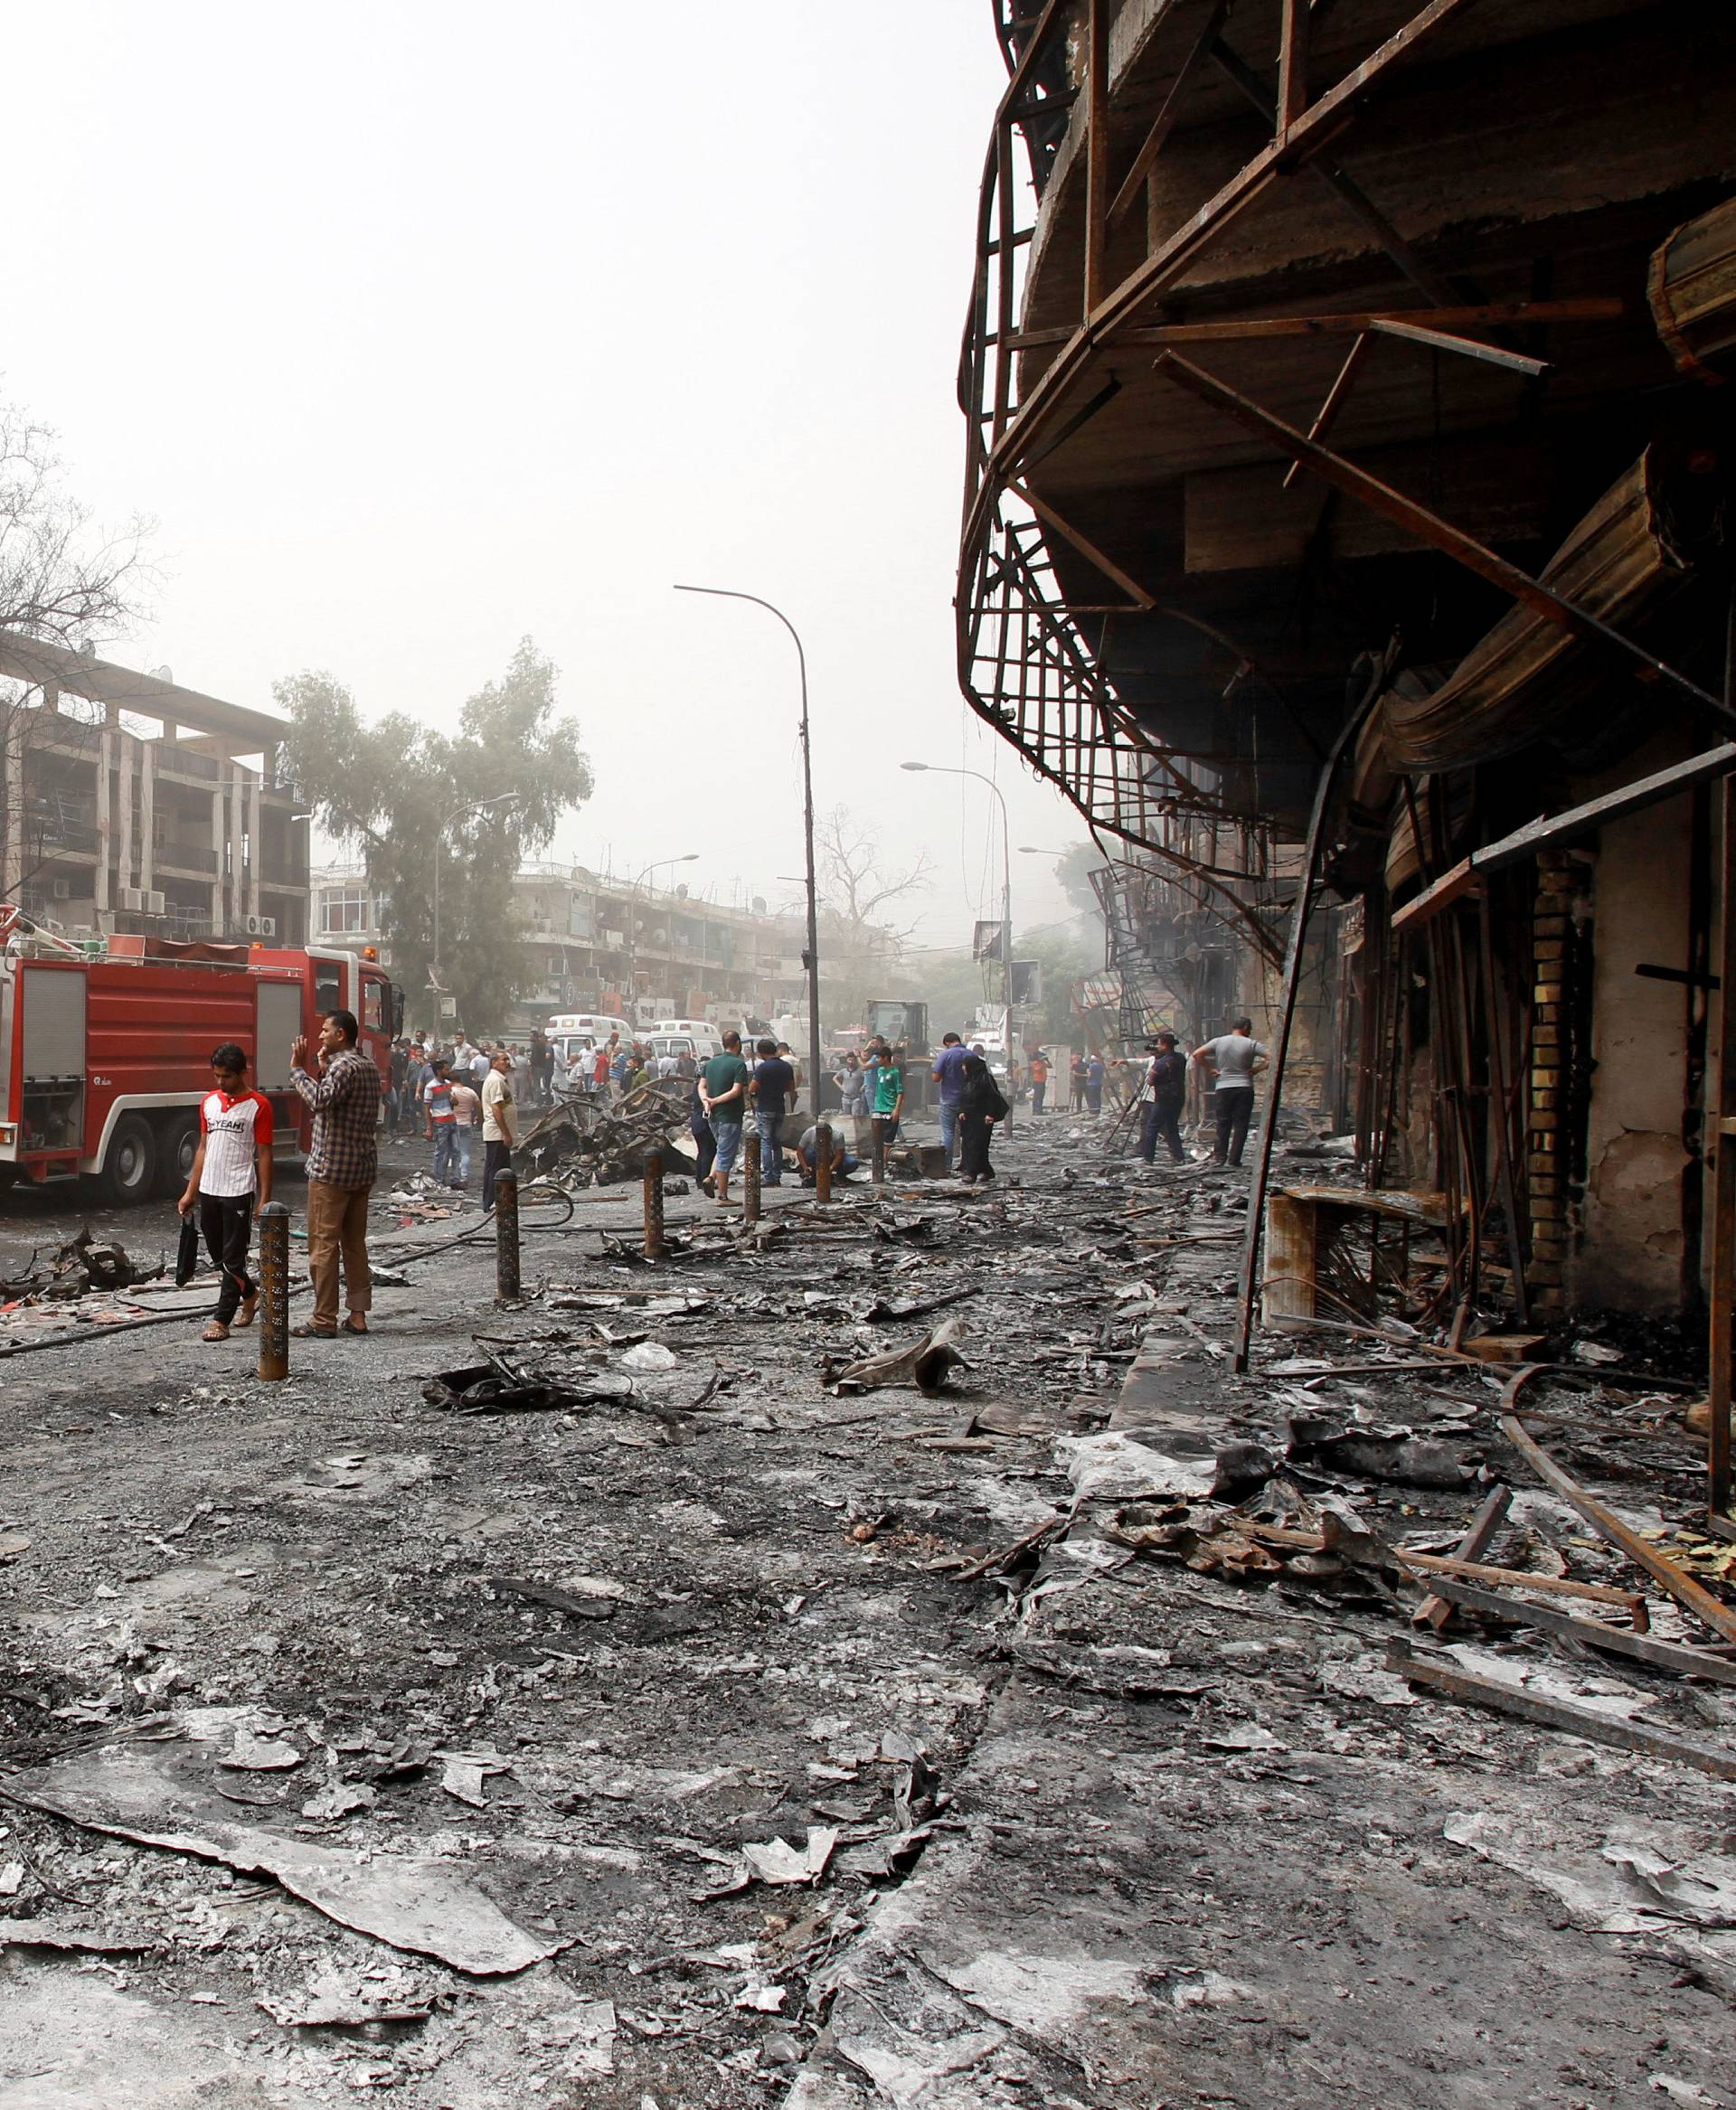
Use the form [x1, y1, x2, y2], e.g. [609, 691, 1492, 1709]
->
[289, 1009, 382, 1338]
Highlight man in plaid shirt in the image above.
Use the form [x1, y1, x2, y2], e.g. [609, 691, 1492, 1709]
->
[289, 1008, 382, 1337]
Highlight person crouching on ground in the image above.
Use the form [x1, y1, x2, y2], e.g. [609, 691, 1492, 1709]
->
[180, 1041, 273, 1343]
[290, 1008, 380, 1338]
[481, 1048, 518, 1213]
[700, 1030, 751, 1206]
[797, 1123, 859, 1187]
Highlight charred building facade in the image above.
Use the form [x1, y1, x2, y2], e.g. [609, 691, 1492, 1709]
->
[957, 2, 1736, 1499]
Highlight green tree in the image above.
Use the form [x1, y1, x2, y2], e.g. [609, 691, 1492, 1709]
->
[278, 639, 592, 1031]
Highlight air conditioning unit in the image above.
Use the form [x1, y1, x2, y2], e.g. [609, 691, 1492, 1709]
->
[51, 879, 71, 900]
[119, 885, 144, 912]
[244, 914, 262, 935]
[145, 890, 165, 916]
[258, 915, 276, 937]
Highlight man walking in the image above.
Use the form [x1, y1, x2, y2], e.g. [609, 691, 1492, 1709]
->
[931, 1031, 968, 1171]
[290, 1009, 381, 1338]
[1137, 1031, 1188, 1165]
[1192, 1015, 1269, 1169]
[699, 1029, 751, 1207]
[750, 1035, 795, 1187]
[481, 1048, 518, 1211]
[179, 1041, 273, 1343]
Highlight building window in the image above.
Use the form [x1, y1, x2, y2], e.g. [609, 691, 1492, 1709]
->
[320, 888, 372, 934]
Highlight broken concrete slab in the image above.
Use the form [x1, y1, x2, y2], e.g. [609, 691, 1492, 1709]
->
[1, 1710, 563, 1974]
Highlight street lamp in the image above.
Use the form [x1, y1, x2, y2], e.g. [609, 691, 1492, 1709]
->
[901, 762, 1016, 1070]
[625, 852, 699, 1018]
[675, 584, 822, 1114]
[431, 794, 520, 994]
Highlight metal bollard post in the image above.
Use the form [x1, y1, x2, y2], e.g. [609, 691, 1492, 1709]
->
[815, 1122, 834, 1203]
[258, 1201, 289, 1382]
[495, 1168, 520, 1304]
[741, 1128, 761, 1223]
[643, 1148, 665, 1259]
[871, 1116, 886, 1187]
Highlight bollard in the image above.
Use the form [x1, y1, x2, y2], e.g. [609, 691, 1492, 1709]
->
[815, 1121, 833, 1204]
[741, 1128, 761, 1223]
[643, 1147, 665, 1259]
[871, 1116, 886, 1187]
[495, 1167, 520, 1304]
[258, 1201, 289, 1382]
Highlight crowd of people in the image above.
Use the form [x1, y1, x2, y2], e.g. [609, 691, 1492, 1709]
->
[175, 1006, 1270, 1344]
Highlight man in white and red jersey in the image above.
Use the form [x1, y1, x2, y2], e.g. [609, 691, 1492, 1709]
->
[179, 1041, 274, 1343]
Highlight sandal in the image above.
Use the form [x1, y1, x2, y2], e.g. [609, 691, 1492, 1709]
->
[236, 1291, 259, 1328]
[202, 1321, 230, 1342]
[291, 1322, 336, 1339]
[341, 1315, 369, 1336]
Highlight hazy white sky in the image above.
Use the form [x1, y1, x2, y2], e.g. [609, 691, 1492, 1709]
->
[6, 1, 1095, 949]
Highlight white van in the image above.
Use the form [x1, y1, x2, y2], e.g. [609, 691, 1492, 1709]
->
[646, 1029, 720, 1069]
[652, 1017, 719, 1043]
[547, 1013, 631, 1044]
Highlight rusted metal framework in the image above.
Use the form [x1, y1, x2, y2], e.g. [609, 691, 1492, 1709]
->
[957, 0, 1736, 1518]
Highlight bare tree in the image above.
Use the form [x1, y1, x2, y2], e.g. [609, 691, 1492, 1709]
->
[0, 399, 154, 916]
[0, 402, 151, 647]
[815, 805, 930, 1023]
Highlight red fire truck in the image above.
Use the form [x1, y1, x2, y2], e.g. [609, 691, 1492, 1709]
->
[0, 910, 401, 1201]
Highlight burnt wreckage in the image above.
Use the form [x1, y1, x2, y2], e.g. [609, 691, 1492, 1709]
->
[956, 0, 1736, 1517]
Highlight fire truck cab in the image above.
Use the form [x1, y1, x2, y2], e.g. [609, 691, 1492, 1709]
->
[0, 916, 401, 1202]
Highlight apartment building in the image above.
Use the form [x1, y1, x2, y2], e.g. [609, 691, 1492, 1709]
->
[0, 636, 310, 946]
[311, 859, 811, 1032]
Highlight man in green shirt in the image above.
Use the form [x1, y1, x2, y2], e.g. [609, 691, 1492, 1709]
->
[873, 1043, 905, 1153]
[699, 1030, 752, 1205]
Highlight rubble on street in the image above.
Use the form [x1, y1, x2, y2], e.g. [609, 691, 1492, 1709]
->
[1, 1120, 1731, 2108]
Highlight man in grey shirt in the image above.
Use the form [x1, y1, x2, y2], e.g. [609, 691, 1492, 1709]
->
[1192, 1016, 1268, 1169]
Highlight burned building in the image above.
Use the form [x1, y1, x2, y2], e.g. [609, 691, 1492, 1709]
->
[957, 0, 1736, 1443]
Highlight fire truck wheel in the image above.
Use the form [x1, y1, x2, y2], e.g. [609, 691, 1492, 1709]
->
[101, 1115, 157, 1205]
[158, 1116, 199, 1198]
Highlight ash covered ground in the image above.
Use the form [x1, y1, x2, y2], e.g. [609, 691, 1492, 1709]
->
[0, 1119, 1732, 2109]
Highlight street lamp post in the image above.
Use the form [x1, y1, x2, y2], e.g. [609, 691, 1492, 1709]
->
[675, 585, 823, 1115]
[625, 852, 699, 1022]
[432, 794, 520, 1001]
[902, 762, 1015, 1073]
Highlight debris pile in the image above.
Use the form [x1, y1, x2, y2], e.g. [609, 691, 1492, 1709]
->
[517, 1090, 697, 1186]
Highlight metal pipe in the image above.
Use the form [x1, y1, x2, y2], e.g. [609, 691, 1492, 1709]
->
[494, 1168, 520, 1303]
[742, 1126, 761, 1224]
[258, 1201, 289, 1382]
[643, 1147, 665, 1259]
[674, 586, 822, 1117]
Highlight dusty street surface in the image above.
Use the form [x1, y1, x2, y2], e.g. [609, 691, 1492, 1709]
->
[0, 1116, 1732, 2109]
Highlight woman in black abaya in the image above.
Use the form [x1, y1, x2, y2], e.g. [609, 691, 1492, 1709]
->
[957, 1052, 1008, 1184]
